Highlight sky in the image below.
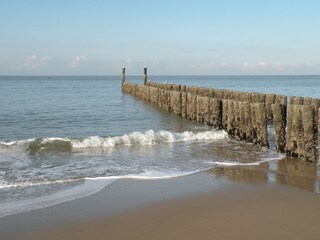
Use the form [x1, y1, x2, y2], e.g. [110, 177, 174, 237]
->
[0, 0, 319, 75]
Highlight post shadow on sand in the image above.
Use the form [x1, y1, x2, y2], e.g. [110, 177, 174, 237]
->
[276, 157, 318, 192]
[210, 157, 319, 193]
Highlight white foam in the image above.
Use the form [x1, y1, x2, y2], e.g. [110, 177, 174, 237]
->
[84, 169, 201, 182]
[207, 156, 283, 167]
[41, 137, 70, 143]
[0, 169, 200, 218]
[71, 129, 228, 149]
[0, 179, 113, 218]
[0, 138, 35, 151]
[0, 167, 201, 190]
[0, 179, 78, 190]
[0, 129, 228, 152]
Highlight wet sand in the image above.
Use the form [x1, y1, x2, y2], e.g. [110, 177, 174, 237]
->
[34, 184, 320, 240]
[1, 158, 320, 240]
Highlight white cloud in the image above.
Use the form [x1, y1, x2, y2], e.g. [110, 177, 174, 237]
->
[258, 61, 267, 67]
[71, 56, 86, 68]
[239, 61, 319, 74]
[272, 62, 284, 71]
[241, 61, 269, 72]
[121, 58, 133, 68]
[152, 59, 161, 65]
[16, 54, 50, 70]
[192, 61, 229, 71]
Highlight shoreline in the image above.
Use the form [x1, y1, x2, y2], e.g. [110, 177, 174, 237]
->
[1, 172, 232, 240]
[1, 157, 319, 239]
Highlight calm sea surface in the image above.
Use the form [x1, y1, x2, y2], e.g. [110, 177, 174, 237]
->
[0, 75, 319, 217]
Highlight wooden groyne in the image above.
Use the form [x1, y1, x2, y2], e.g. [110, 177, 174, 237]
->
[121, 69, 320, 163]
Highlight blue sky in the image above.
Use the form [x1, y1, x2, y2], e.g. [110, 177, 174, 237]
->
[0, 0, 319, 75]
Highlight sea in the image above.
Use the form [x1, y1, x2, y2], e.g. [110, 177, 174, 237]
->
[0, 75, 319, 218]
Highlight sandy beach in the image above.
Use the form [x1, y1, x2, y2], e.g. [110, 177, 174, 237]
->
[35, 184, 320, 240]
[1, 0, 320, 239]
[1, 157, 320, 240]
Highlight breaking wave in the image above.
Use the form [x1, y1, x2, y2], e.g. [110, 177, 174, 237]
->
[0, 129, 228, 154]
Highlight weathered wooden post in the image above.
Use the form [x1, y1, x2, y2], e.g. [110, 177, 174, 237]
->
[187, 93, 197, 122]
[256, 103, 269, 148]
[122, 67, 126, 84]
[239, 102, 246, 140]
[171, 91, 182, 116]
[285, 105, 294, 156]
[209, 98, 222, 129]
[144, 66, 148, 85]
[250, 103, 258, 144]
[295, 106, 304, 158]
[158, 88, 164, 108]
[149, 86, 159, 105]
[159, 89, 170, 111]
[197, 96, 210, 124]
[319, 107, 320, 162]
[244, 102, 252, 142]
[222, 99, 229, 130]
[289, 96, 304, 105]
[272, 104, 287, 153]
[286, 105, 304, 158]
[233, 101, 241, 138]
[275, 95, 287, 105]
[302, 105, 316, 162]
[180, 85, 186, 92]
[266, 94, 276, 121]
[181, 92, 187, 118]
[304, 97, 320, 135]
[227, 100, 235, 137]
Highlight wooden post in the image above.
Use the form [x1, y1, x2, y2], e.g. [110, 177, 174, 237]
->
[234, 101, 241, 139]
[295, 106, 304, 158]
[227, 100, 235, 137]
[239, 102, 246, 140]
[180, 85, 186, 92]
[289, 96, 304, 105]
[144, 66, 147, 85]
[209, 98, 222, 129]
[275, 95, 287, 105]
[187, 93, 197, 122]
[197, 96, 210, 124]
[122, 67, 126, 84]
[319, 107, 320, 162]
[286, 105, 303, 157]
[266, 94, 276, 121]
[181, 92, 187, 118]
[149, 87, 159, 105]
[222, 100, 229, 130]
[302, 105, 316, 162]
[256, 103, 269, 148]
[171, 91, 182, 116]
[285, 105, 294, 156]
[250, 103, 258, 144]
[243, 102, 252, 142]
[272, 104, 287, 153]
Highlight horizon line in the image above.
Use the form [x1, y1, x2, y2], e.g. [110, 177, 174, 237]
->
[1, 74, 320, 77]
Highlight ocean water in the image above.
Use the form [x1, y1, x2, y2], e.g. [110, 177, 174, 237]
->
[0, 75, 319, 217]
